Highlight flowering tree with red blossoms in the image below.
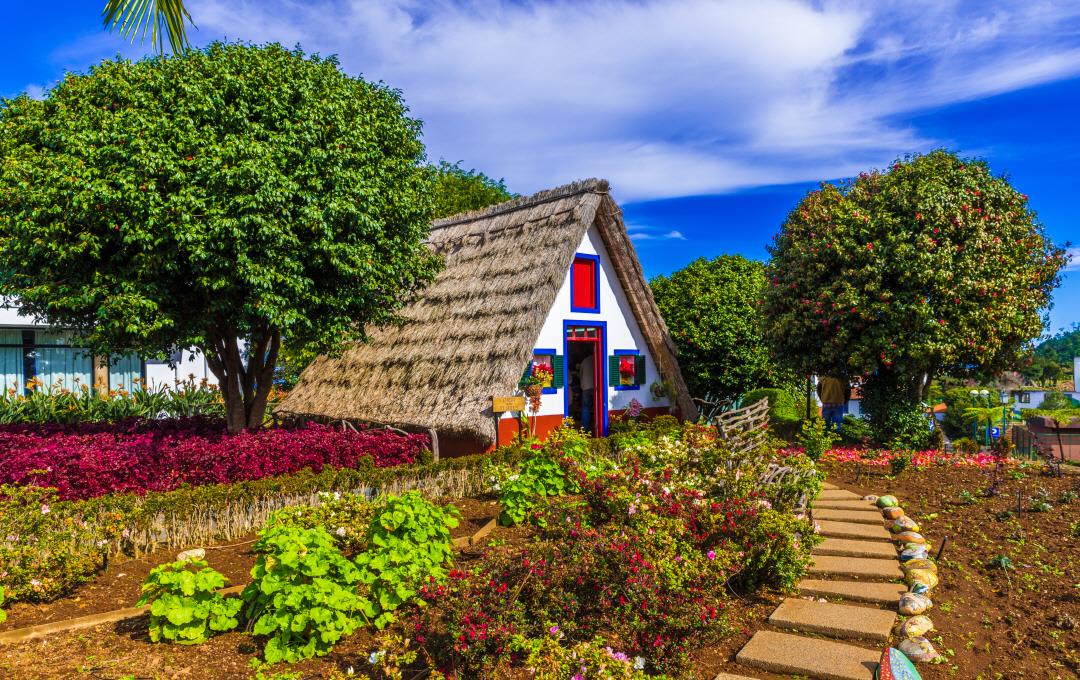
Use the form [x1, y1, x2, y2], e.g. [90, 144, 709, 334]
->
[762, 150, 1068, 445]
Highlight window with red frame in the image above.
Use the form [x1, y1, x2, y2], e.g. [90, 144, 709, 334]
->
[570, 255, 599, 312]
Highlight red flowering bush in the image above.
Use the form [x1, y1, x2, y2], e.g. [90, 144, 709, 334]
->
[817, 446, 1011, 469]
[0, 418, 428, 500]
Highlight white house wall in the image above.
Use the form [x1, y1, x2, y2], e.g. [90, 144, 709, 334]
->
[503, 223, 671, 425]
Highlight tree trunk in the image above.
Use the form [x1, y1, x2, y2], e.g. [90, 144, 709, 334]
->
[203, 323, 282, 434]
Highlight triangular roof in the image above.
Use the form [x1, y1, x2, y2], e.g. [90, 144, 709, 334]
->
[275, 179, 696, 444]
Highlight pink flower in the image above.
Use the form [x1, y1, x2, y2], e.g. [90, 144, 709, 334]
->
[707, 550, 716, 561]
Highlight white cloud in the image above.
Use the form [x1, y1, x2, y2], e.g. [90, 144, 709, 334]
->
[39, 0, 1080, 201]
[627, 225, 688, 242]
[1064, 247, 1080, 271]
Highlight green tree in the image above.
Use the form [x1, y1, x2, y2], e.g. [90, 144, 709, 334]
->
[762, 151, 1067, 445]
[941, 387, 1001, 439]
[0, 43, 439, 433]
[104, 0, 193, 54]
[430, 161, 514, 219]
[651, 255, 790, 401]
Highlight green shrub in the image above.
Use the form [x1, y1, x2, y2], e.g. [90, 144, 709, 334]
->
[0, 484, 114, 601]
[241, 526, 366, 663]
[743, 387, 804, 440]
[136, 558, 241, 644]
[265, 491, 374, 554]
[498, 449, 577, 526]
[0, 587, 7, 624]
[837, 414, 872, 445]
[524, 636, 647, 679]
[951, 437, 980, 454]
[889, 451, 912, 476]
[355, 491, 459, 629]
[797, 416, 837, 462]
[0, 378, 226, 424]
[941, 387, 1001, 438]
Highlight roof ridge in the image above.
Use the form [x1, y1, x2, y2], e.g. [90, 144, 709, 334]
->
[431, 178, 608, 231]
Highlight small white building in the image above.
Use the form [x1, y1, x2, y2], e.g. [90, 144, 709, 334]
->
[277, 179, 696, 456]
[0, 298, 216, 394]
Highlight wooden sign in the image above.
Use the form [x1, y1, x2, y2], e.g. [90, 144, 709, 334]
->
[492, 395, 525, 413]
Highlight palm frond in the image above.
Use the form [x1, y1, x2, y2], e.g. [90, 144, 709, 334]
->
[103, 0, 194, 54]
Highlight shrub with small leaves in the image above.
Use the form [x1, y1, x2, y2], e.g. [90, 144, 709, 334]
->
[355, 491, 459, 629]
[136, 558, 241, 644]
[0, 587, 7, 624]
[241, 525, 366, 663]
[265, 491, 373, 554]
[797, 416, 837, 462]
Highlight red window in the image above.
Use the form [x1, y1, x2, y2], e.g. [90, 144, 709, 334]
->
[571, 255, 599, 312]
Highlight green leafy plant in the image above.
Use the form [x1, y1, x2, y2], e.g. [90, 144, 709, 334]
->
[241, 525, 366, 663]
[0, 587, 7, 624]
[797, 416, 837, 462]
[951, 437, 980, 455]
[498, 447, 578, 526]
[355, 491, 460, 629]
[136, 558, 241, 644]
[265, 491, 374, 554]
[889, 450, 913, 475]
[1029, 488, 1053, 512]
[989, 555, 1014, 570]
[957, 490, 976, 505]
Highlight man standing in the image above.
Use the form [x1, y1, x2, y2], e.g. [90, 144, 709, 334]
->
[817, 375, 849, 432]
[580, 354, 595, 434]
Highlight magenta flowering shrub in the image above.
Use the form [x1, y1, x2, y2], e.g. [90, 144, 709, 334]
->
[0, 418, 429, 500]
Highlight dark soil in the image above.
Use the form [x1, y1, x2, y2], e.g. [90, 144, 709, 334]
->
[821, 460, 1080, 679]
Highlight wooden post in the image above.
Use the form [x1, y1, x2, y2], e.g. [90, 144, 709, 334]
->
[93, 355, 109, 391]
[428, 428, 440, 462]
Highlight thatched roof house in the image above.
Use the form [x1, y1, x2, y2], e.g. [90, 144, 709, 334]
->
[276, 179, 695, 455]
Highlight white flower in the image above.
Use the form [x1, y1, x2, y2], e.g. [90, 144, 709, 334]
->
[633, 657, 646, 670]
[40, 504, 50, 515]
[336, 527, 347, 537]
[369, 650, 386, 665]
[333, 491, 341, 501]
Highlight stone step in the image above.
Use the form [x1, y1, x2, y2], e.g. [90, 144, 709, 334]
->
[808, 555, 903, 581]
[816, 520, 893, 542]
[813, 508, 885, 525]
[822, 482, 840, 490]
[813, 499, 877, 510]
[736, 630, 879, 680]
[818, 489, 863, 500]
[798, 579, 907, 606]
[813, 538, 897, 559]
[713, 674, 761, 680]
[768, 598, 897, 642]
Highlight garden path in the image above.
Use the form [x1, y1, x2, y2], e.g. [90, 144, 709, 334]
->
[724, 482, 907, 680]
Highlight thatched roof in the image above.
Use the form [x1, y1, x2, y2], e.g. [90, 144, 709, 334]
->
[275, 179, 696, 445]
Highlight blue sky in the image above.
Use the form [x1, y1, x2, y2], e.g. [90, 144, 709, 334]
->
[2, 0, 1077, 333]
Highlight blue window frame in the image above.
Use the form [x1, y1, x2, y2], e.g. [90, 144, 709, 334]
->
[612, 349, 644, 391]
[570, 253, 601, 313]
[532, 348, 560, 395]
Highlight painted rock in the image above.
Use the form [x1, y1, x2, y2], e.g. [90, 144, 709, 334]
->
[899, 547, 929, 562]
[865, 495, 879, 502]
[895, 531, 925, 544]
[909, 582, 932, 595]
[903, 541, 930, 553]
[877, 495, 899, 508]
[876, 647, 922, 679]
[899, 592, 933, 616]
[898, 636, 942, 663]
[882, 506, 905, 520]
[891, 516, 920, 533]
[906, 568, 940, 589]
[899, 615, 935, 638]
[902, 558, 937, 574]
[176, 548, 206, 562]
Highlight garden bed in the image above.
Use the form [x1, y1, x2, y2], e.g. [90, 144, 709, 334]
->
[0, 420, 822, 679]
[821, 459, 1079, 678]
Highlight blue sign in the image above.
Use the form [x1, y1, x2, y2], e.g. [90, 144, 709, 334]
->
[990, 427, 1001, 439]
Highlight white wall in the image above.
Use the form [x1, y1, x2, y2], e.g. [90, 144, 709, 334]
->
[503, 224, 671, 427]
[1, 299, 217, 389]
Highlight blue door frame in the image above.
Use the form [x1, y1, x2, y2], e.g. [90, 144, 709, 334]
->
[561, 320, 608, 436]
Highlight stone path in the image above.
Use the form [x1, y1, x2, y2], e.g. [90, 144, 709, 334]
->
[725, 484, 908, 680]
